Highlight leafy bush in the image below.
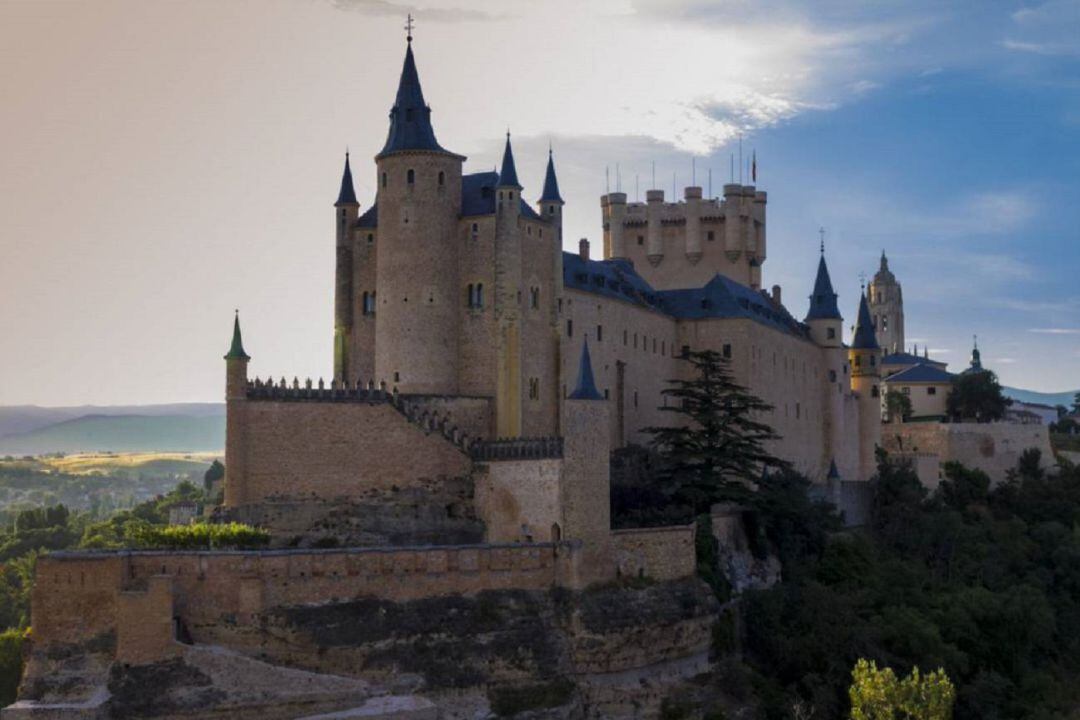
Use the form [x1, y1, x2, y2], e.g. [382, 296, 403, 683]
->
[0, 628, 26, 707]
[124, 522, 269, 550]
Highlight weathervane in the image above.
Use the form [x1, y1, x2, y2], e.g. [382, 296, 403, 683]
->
[405, 13, 414, 43]
[858, 270, 866, 291]
[818, 227, 826, 254]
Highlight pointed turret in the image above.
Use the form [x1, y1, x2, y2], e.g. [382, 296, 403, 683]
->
[827, 459, 840, 480]
[805, 253, 841, 321]
[851, 291, 879, 350]
[539, 147, 563, 204]
[569, 339, 602, 400]
[378, 41, 449, 158]
[498, 132, 521, 189]
[224, 311, 250, 361]
[335, 152, 358, 206]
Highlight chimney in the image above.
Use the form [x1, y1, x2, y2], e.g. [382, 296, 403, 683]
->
[579, 238, 590, 261]
[771, 284, 782, 306]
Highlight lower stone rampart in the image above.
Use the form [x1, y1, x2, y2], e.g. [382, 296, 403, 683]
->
[882, 421, 1053, 485]
[611, 525, 695, 582]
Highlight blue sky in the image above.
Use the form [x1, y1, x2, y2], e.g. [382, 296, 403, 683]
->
[0, 0, 1078, 404]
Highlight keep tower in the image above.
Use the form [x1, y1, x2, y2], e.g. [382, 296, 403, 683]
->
[868, 251, 904, 354]
[373, 38, 467, 394]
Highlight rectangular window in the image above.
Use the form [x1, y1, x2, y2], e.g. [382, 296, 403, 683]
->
[633, 391, 638, 408]
[604, 388, 610, 399]
[902, 387, 910, 394]
[681, 345, 690, 358]
[567, 319, 573, 337]
[623, 330, 628, 346]
[722, 343, 732, 359]
[928, 387, 937, 395]
[827, 327, 836, 339]
[637, 235, 644, 245]
[707, 230, 714, 241]
[597, 325, 603, 342]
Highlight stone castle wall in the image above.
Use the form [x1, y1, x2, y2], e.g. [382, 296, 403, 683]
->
[32, 544, 565, 660]
[611, 525, 696, 582]
[225, 398, 471, 507]
[882, 422, 1054, 485]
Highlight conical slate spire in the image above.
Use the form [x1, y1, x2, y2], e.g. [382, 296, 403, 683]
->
[539, 147, 563, 203]
[378, 42, 448, 158]
[851, 290, 879, 350]
[805, 254, 841, 321]
[336, 152, 358, 205]
[498, 132, 521, 188]
[569, 339, 602, 400]
[224, 311, 250, 361]
[827, 459, 840, 480]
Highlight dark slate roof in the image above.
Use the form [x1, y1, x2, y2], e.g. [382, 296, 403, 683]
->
[336, 153, 358, 205]
[882, 352, 946, 369]
[886, 364, 954, 384]
[805, 254, 841, 321]
[378, 43, 451, 158]
[660, 274, 808, 337]
[357, 204, 378, 228]
[562, 254, 809, 337]
[851, 292, 879, 350]
[562, 253, 666, 312]
[224, 313, 250, 361]
[498, 134, 521, 188]
[569, 339, 603, 400]
[539, 149, 563, 203]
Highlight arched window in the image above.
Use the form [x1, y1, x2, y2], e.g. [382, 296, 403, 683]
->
[551, 523, 561, 542]
[406, 168, 415, 185]
[530, 287, 539, 308]
[438, 171, 445, 186]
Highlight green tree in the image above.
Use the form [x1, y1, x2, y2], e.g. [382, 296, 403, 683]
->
[643, 350, 788, 514]
[946, 371, 1010, 423]
[0, 628, 27, 707]
[849, 659, 955, 720]
[885, 391, 913, 423]
[1073, 392, 1080, 415]
[203, 460, 224, 494]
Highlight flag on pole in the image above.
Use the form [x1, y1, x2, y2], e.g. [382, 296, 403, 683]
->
[752, 151, 757, 183]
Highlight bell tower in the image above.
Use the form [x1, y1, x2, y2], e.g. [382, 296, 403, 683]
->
[868, 251, 904, 355]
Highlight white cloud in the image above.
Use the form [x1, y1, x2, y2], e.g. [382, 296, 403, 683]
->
[993, 357, 1018, 364]
[1030, 328, 1080, 334]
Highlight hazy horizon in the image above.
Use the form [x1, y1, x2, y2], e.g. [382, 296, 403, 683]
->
[2, 0, 1079, 405]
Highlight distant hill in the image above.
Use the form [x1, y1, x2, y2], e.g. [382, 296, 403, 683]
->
[0, 403, 223, 439]
[0, 413, 225, 456]
[1003, 387, 1079, 409]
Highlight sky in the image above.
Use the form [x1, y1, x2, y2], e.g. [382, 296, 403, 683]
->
[1, 0, 1079, 406]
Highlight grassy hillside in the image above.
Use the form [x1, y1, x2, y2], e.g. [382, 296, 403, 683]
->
[0, 415, 224, 456]
[0, 403, 222, 439]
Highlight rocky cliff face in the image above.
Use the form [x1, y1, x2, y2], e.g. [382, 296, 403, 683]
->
[11, 579, 719, 720]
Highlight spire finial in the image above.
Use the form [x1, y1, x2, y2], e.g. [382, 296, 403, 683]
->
[858, 270, 867, 291]
[819, 226, 826, 254]
[405, 13, 414, 43]
[973, 334, 978, 350]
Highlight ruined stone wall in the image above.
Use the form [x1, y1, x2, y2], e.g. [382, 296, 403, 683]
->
[882, 422, 1053, 485]
[225, 398, 471, 506]
[611, 525, 696, 582]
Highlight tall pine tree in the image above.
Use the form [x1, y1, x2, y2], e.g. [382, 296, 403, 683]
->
[643, 349, 789, 514]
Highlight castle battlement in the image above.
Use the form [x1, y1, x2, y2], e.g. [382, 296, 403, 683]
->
[471, 436, 564, 462]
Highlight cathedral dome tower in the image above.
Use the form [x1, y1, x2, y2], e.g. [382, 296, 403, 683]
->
[374, 38, 466, 394]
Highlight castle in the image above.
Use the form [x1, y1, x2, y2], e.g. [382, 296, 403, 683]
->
[12, 36, 908, 719]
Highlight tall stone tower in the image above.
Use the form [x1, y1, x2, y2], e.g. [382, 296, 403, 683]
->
[804, 247, 845, 474]
[868, 251, 904, 355]
[561, 340, 614, 585]
[494, 134, 523, 437]
[849, 290, 882, 481]
[223, 313, 249, 507]
[373, 38, 466, 394]
[333, 153, 359, 383]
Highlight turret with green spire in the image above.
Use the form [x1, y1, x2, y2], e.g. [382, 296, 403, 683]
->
[225, 311, 250, 402]
[224, 311, 250, 361]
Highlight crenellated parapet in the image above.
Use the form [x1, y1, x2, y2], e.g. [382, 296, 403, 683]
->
[471, 436, 564, 462]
